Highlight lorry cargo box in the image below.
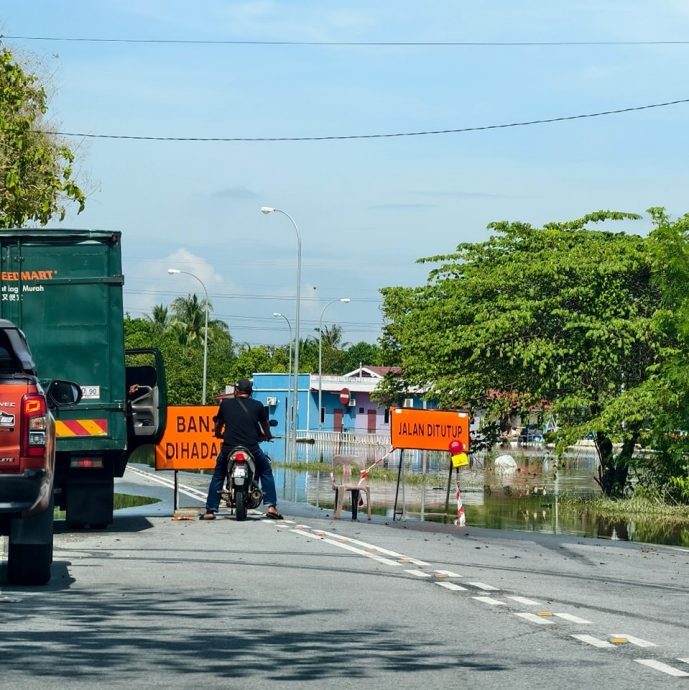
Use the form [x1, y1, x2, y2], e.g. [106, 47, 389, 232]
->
[0, 229, 167, 527]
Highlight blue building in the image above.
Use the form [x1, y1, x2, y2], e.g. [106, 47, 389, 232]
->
[249, 366, 428, 440]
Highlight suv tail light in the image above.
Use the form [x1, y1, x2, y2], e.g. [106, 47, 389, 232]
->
[21, 393, 48, 461]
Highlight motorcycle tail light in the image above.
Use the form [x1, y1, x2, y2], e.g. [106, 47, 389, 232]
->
[232, 452, 247, 462]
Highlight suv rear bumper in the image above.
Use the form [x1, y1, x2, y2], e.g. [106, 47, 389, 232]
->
[0, 469, 49, 513]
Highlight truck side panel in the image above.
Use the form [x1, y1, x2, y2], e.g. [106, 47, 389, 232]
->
[0, 232, 127, 454]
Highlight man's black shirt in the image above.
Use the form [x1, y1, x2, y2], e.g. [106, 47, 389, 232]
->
[216, 396, 269, 449]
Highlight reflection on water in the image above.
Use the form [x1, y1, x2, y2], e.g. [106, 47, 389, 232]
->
[273, 445, 689, 548]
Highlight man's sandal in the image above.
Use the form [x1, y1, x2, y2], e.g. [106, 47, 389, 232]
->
[199, 511, 216, 520]
[265, 508, 284, 520]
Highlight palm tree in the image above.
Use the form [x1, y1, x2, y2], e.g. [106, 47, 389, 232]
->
[145, 304, 170, 330]
[320, 323, 348, 350]
[169, 293, 231, 347]
[169, 293, 209, 346]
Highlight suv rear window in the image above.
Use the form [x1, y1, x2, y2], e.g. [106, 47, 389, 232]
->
[0, 330, 24, 375]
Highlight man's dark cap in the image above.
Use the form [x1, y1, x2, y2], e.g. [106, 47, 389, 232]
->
[236, 378, 253, 393]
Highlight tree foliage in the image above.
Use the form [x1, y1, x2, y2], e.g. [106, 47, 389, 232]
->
[125, 312, 235, 406]
[0, 46, 85, 226]
[380, 210, 686, 498]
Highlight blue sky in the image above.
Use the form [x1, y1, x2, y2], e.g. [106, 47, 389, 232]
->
[2, 1, 689, 347]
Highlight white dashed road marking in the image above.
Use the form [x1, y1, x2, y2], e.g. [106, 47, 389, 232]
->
[404, 569, 432, 578]
[468, 581, 500, 591]
[553, 613, 592, 625]
[435, 582, 467, 592]
[635, 660, 689, 677]
[515, 612, 555, 625]
[571, 635, 615, 649]
[610, 634, 656, 648]
[474, 596, 506, 607]
[507, 596, 541, 606]
[274, 520, 677, 673]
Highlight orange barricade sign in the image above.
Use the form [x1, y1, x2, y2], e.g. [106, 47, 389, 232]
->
[155, 405, 220, 470]
[390, 407, 470, 452]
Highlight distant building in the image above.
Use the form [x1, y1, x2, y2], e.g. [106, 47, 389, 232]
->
[250, 366, 431, 438]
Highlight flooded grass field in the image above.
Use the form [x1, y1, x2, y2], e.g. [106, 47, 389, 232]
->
[273, 445, 689, 547]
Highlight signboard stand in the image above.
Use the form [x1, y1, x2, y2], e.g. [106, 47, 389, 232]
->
[392, 449, 405, 521]
[443, 465, 453, 521]
[389, 406, 470, 523]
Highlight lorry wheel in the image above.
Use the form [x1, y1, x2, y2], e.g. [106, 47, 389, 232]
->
[235, 489, 247, 521]
[65, 478, 114, 529]
[7, 543, 52, 585]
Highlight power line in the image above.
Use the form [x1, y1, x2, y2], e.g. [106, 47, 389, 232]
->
[41, 98, 689, 142]
[4, 34, 689, 47]
[123, 288, 382, 304]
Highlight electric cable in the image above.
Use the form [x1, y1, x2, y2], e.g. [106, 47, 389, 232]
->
[36, 98, 689, 142]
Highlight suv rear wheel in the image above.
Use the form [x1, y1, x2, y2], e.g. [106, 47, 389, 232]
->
[7, 497, 54, 585]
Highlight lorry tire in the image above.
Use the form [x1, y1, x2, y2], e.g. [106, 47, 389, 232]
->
[7, 497, 54, 586]
[66, 476, 114, 528]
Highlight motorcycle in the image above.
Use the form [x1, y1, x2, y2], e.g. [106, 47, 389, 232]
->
[223, 446, 264, 521]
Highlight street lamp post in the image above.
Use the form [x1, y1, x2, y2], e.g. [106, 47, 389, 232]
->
[261, 207, 301, 464]
[167, 268, 209, 405]
[272, 311, 293, 463]
[318, 298, 351, 432]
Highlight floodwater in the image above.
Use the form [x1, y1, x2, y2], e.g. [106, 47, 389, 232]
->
[273, 444, 689, 548]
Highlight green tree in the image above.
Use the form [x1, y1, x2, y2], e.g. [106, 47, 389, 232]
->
[316, 323, 349, 375]
[634, 208, 689, 502]
[381, 210, 672, 498]
[229, 344, 285, 382]
[339, 341, 385, 374]
[0, 47, 85, 226]
[126, 301, 235, 405]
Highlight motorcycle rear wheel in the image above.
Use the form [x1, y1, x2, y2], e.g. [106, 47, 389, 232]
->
[235, 488, 247, 521]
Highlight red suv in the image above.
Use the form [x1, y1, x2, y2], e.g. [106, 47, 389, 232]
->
[0, 319, 81, 585]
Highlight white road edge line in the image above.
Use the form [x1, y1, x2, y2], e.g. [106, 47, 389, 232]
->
[290, 529, 401, 566]
[305, 528, 430, 566]
[635, 660, 689, 677]
[126, 466, 206, 502]
[404, 569, 431, 578]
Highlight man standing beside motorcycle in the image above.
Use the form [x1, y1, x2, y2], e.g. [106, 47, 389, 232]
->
[200, 378, 284, 520]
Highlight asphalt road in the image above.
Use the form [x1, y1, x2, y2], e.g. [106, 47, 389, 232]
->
[1, 466, 688, 689]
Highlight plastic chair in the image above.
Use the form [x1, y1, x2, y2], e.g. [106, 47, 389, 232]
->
[331, 455, 371, 520]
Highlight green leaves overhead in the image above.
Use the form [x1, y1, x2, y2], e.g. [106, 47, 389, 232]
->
[0, 47, 85, 226]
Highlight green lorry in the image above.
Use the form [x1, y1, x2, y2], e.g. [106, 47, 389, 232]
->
[0, 229, 167, 528]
